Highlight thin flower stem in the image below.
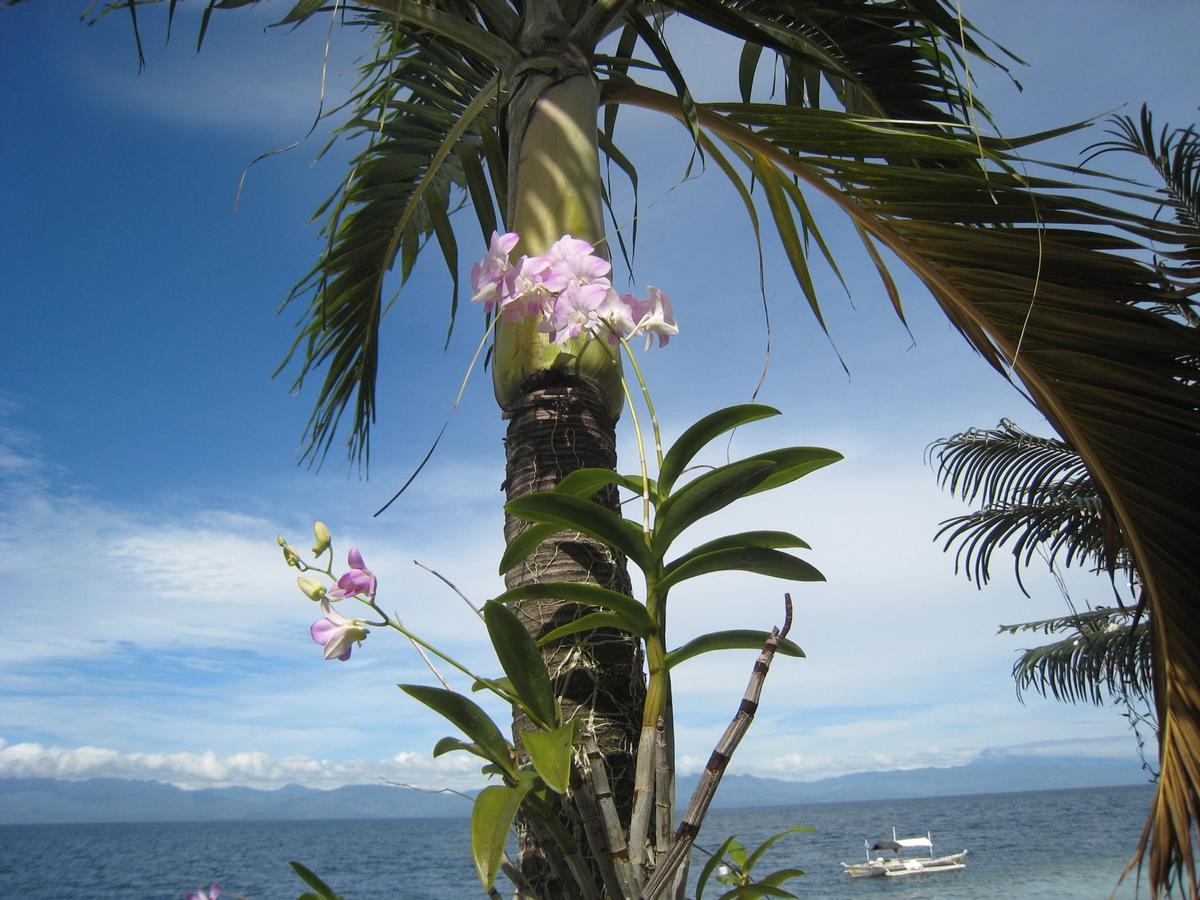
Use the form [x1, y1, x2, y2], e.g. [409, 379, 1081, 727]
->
[619, 374, 652, 534]
[357, 597, 521, 706]
[620, 337, 664, 469]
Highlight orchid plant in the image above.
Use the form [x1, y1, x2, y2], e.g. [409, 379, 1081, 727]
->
[273, 239, 839, 899]
[278, 409, 838, 898]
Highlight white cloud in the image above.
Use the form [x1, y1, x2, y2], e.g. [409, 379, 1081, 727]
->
[0, 737, 480, 791]
[1, 729, 1137, 793]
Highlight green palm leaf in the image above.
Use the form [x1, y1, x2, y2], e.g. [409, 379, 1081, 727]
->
[930, 420, 1121, 590]
[276, 25, 502, 467]
[1086, 104, 1200, 302]
[1000, 608, 1153, 707]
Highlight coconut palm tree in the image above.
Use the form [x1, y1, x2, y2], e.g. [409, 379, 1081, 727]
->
[31, 2, 1200, 896]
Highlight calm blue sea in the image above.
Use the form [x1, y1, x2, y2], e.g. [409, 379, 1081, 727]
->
[0, 784, 1163, 899]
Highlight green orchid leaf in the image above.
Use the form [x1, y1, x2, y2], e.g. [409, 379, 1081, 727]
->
[659, 404, 780, 496]
[432, 736, 487, 760]
[470, 676, 515, 696]
[288, 861, 341, 900]
[495, 582, 654, 635]
[499, 471, 655, 574]
[697, 834, 741, 900]
[399, 684, 514, 778]
[726, 837, 749, 869]
[680, 531, 812, 557]
[483, 601, 558, 728]
[742, 447, 843, 496]
[654, 459, 778, 556]
[661, 547, 825, 592]
[471, 782, 530, 891]
[664, 630, 804, 670]
[499, 523, 558, 575]
[505, 493, 651, 570]
[759, 868, 808, 887]
[539, 611, 645, 644]
[523, 720, 579, 794]
[555, 467, 657, 502]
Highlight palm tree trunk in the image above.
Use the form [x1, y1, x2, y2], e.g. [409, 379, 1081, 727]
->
[496, 66, 647, 896]
[503, 370, 645, 895]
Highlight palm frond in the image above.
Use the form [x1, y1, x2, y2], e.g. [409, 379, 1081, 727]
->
[1086, 104, 1200, 302]
[929, 420, 1122, 590]
[664, 0, 1006, 128]
[1001, 608, 1153, 706]
[936, 487, 1115, 592]
[930, 420, 1088, 509]
[277, 23, 502, 469]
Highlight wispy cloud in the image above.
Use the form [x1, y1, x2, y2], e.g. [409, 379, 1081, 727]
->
[71, 8, 369, 134]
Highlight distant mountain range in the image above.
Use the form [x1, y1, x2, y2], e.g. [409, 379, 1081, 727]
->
[0, 753, 1150, 825]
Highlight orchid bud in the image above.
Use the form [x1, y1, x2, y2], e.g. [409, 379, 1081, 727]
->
[277, 536, 301, 568]
[297, 576, 327, 602]
[312, 521, 332, 556]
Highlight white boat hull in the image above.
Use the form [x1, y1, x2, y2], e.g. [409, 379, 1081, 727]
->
[841, 851, 968, 879]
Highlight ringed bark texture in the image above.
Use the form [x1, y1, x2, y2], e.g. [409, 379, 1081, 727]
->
[503, 369, 646, 894]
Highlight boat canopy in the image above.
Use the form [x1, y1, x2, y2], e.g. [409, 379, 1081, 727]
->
[870, 829, 934, 855]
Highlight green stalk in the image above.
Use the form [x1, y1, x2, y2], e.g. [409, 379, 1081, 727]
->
[619, 373, 653, 534]
[620, 336, 664, 468]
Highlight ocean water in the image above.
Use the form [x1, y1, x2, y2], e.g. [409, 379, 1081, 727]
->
[0, 784, 1164, 898]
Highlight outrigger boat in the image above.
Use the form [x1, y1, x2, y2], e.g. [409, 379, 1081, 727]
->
[841, 827, 967, 878]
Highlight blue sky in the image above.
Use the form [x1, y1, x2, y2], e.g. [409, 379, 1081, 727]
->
[1, 1, 1196, 791]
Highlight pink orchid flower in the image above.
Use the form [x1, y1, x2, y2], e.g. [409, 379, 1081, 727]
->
[541, 235, 611, 291]
[470, 231, 520, 311]
[310, 608, 369, 661]
[633, 286, 678, 349]
[598, 292, 640, 344]
[184, 884, 220, 900]
[540, 282, 610, 344]
[326, 546, 376, 600]
[499, 254, 553, 322]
